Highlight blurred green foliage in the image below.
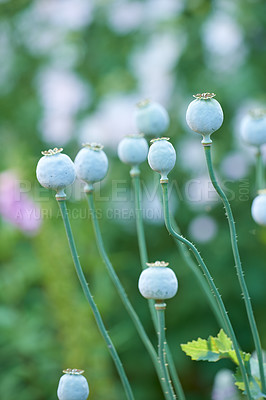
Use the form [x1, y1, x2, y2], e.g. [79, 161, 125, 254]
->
[0, 0, 266, 399]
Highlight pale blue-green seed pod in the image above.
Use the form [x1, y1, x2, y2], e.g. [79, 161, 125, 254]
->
[57, 369, 89, 400]
[212, 368, 239, 400]
[118, 134, 148, 167]
[251, 191, 266, 225]
[240, 110, 266, 147]
[36, 148, 76, 197]
[138, 261, 178, 300]
[74, 143, 108, 188]
[148, 137, 176, 181]
[186, 93, 224, 144]
[135, 99, 170, 136]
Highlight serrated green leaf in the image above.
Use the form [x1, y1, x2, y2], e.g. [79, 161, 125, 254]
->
[181, 329, 251, 366]
[181, 337, 220, 362]
[215, 329, 233, 352]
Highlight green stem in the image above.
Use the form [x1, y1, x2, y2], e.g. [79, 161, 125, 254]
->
[171, 218, 227, 332]
[131, 170, 158, 329]
[131, 171, 148, 268]
[57, 199, 134, 400]
[131, 170, 186, 400]
[85, 190, 169, 399]
[156, 303, 177, 400]
[155, 173, 227, 332]
[256, 148, 265, 191]
[161, 182, 252, 400]
[204, 144, 266, 395]
[156, 174, 226, 331]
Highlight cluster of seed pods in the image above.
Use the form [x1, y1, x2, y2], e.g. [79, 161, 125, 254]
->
[36, 93, 266, 399]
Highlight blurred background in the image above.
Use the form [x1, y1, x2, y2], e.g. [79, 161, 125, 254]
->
[0, 0, 266, 399]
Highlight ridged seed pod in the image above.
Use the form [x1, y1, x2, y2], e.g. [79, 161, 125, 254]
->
[118, 134, 148, 167]
[240, 110, 266, 147]
[57, 369, 89, 400]
[135, 99, 170, 136]
[36, 148, 76, 196]
[138, 261, 178, 300]
[251, 192, 266, 226]
[74, 143, 108, 187]
[186, 93, 224, 144]
[148, 137, 176, 181]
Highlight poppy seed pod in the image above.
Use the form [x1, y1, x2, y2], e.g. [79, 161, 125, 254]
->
[138, 261, 178, 300]
[186, 93, 224, 144]
[148, 137, 176, 181]
[251, 192, 266, 226]
[240, 110, 266, 147]
[36, 148, 76, 196]
[118, 134, 148, 167]
[135, 99, 170, 136]
[57, 369, 89, 400]
[74, 143, 108, 187]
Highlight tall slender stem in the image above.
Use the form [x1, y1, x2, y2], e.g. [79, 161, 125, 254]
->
[131, 171, 186, 400]
[170, 219, 227, 333]
[204, 144, 266, 394]
[131, 170, 157, 329]
[131, 170, 148, 268]
[85, 190, 170, 398]
[156, 302, 177, 400]
[161, 182, 252, 400]
[57, 198, 134, 400]
[256, 148, 265, 191]
[155, 175, 226, 330]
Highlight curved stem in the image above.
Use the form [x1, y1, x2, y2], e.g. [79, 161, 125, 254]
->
[131, 171, 186, 400]
[256, 148, 265, 191]
[170, 218, 227, 333]
[161, 182, 252, 400]
[204, 144, 266, 394]
[156, 303, 177, 400]
[85, 191, 169, 398]
[155, 175, 226, 330]
[57, 199, 134, 400]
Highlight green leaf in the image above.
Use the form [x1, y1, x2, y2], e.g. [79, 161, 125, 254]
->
[181, 336, 220, 362]
[181, 329, 251, 365]
[215, 329, 232, 352]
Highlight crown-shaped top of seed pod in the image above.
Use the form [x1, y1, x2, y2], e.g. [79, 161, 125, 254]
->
[62, 369, 85, 375]
[146, 261, 169, 267]
[248, 109, 266, 119]
[150, 137, 170, 143]
[41, 147, 63, 156]
[137, 99, 150, 108]
[82, 143, 104, 151]
[125, 133, 144, 138]
[193, 92, 216, 100]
